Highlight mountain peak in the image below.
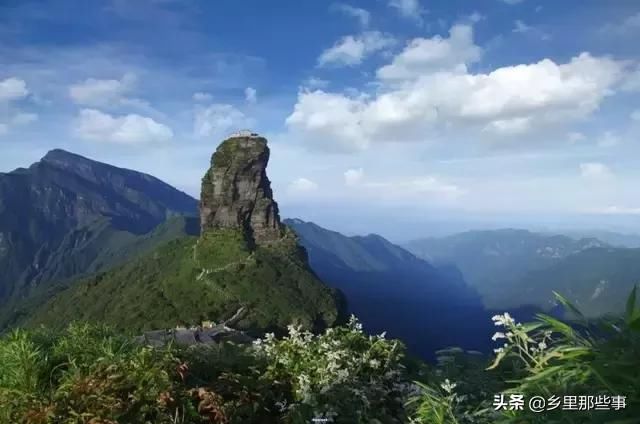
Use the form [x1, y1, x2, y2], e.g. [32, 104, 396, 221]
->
[41, 148, 91, 165]
[199, 134, 283, 245]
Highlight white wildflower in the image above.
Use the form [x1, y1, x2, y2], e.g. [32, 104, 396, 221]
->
[440, 378, 457, 393]
[369, 359, 381, 369]
[538, 341, 547, 351]
[492, 332, 506, 341]
[336, 369, 350, 382]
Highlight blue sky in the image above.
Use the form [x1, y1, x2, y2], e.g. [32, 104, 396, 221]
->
[1, 0, 640, 240]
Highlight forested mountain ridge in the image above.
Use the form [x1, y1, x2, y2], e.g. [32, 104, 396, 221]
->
[0, 149, 197, 307]
[404, 229, 609, 308]
[285, 218, 492, 359]
[25, 136, 341, 333]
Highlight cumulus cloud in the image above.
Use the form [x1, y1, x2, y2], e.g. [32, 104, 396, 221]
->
[286, 91, 370, 151]
[331, 3, 370, 27]
[0, 77, 29, 102]
[580, 162, 614, 180]
[0, 78, 38, 135]
[69, 74, 136, 106]
[74, 108, 173, 144]
[318, 31, 395, 67]
[377, 25, 481, 81]
[194, 104, 252, 138]
[288, 26, 625, 152]
[245, 87, 257, 104]
[287, 177, 319, 194]
[632, 110, 640, 121]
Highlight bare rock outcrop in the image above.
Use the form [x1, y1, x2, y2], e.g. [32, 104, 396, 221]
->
[199, 133, 283, 245]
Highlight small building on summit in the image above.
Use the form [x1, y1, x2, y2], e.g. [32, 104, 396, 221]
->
[229, 129, 260, 138]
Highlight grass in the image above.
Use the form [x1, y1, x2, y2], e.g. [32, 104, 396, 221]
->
[2, 288, 639, 423]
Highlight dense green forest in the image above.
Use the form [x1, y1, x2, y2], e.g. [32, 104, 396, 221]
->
[1, 289, 638, 423]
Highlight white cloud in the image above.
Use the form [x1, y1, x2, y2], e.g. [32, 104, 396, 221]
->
[0, 77, 38, 134]
[0, 77, 29, 102]
[632, 110, 640, 121]
[344, 168, 364, 186]
[512, 20, 550, 40]
[482, 117, 531, 135]
[348, 173, 464, 202]
[580, 162, 614, 180]
[500, 0, 523, 4]
[69, 74, 136, 106]
[467, 12, 485, 24]
[621, 66, 640, 92]
[568, 132, 586, 143]
[287, 177, 319, 194]
[597, 131, 620, 148]
[302, 77, 330, 90]
[286, 90, 369, 151]
[245, 87, 257, 104]
[377, 25, 481, 81]
[194, 104, 252, 138]
[600, 12, 640, 37]
[74, 108, 173, 144]
[332, 3, 370, 27]
[288, 29, 625, 152]
[193, 92, 213, 102]
[388, 0, 423, 23]
[513, 20, 530, 33]
[318, 31, 395, 67]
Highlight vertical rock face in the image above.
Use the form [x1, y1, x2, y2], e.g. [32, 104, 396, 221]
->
[199, 134, 283, 245]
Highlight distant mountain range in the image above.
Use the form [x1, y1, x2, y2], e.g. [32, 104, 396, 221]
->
[1, 147, 639, 360]
[285, 219, 493, 359]
[404, 229, 638, 317]
[557, 230, 640, 248]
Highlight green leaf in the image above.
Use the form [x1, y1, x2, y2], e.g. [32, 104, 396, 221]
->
[629, 310, 640, 331]
[518, 322, 543, 333]
[536, 314, 575, 339]
[523, 365, 563, 382]
[553, 291, 585, 321]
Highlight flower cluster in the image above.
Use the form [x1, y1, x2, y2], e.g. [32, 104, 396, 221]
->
[252, 316, 407, 422]
[489, 311, 558, 373]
